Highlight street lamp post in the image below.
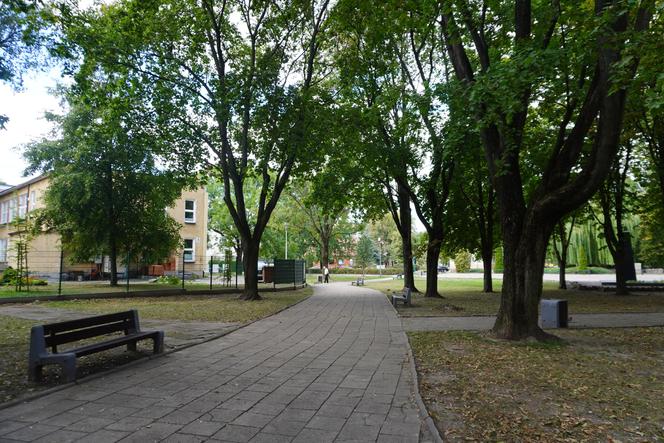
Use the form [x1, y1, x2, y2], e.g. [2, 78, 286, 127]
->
[284, 223, 289, 259]
[378, 237, 383, 276]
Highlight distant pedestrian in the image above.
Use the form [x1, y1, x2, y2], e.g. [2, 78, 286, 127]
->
[323, 266, 330, 283]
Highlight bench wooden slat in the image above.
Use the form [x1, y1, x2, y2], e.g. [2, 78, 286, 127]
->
[72, 331, 161, 357]
[45, 320, 132, 348]
[43, 311, 136, 334]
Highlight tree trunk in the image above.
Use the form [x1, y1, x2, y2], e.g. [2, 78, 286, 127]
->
[558, 256, 567, 290]
[109, 239, 118, 286]
[613, 247, 629, 295]
[241, 241, 261, 300]
[320, 236, 330, 269]
[424, 239, 442, 298]
[398, 183, 419, 292]
[493, 221, 555, 340]
[481, 244, 493, 293]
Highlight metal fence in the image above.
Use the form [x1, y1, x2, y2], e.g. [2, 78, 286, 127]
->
[0, 248, 306, 298]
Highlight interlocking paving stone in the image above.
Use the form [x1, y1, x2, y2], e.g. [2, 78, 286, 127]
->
[0, 283, 428, 442]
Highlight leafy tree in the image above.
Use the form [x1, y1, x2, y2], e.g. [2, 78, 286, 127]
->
[437, 0, 655, 339]
[24, 86, 190, 286]
[54, 0, 333, 300]
[354, 234, 374, 277]
[453, 250, 471, 273]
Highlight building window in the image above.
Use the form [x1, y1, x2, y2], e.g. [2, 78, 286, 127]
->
[184, 200, 196, 223]
[8, 199, 16, 222]
[18, 193, 28, 218]
[0, 202, 7, 224]
[30, 191, 36, 210]
[0, 239, 7, 262]
[183, 239, 195, 262]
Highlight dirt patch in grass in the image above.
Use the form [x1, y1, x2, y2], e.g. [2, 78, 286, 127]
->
[409, 328, 664, 442]
[39, 288, 312, 323]
[368, 278, 664, 316]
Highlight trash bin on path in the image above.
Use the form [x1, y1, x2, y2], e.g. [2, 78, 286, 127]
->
[540, 299, 568, 328]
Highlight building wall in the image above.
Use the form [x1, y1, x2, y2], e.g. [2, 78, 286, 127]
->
[0, 175, 208, 278]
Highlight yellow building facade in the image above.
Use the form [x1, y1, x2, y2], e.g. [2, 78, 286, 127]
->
[0, 175, 208, 279]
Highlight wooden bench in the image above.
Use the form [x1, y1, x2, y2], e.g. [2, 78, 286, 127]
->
[351, 278, 365, 286]
[29, 310, 164, 382]
[392, 287, 412, 307]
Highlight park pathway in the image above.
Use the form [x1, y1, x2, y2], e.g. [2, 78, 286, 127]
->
[0, 283, 432, 443]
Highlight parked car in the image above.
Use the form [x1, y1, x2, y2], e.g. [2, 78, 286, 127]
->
[437, 265, 449, 273]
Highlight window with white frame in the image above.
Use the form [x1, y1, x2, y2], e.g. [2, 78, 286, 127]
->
[0, 202, 7, 224]
[8, 199, 16, 222]
[18, 193, 28, 218]
[184, 200, 196, 223]
[0, 239, 7, 262]
[183, 239, 195, 262]
[30, 191, 36, 210]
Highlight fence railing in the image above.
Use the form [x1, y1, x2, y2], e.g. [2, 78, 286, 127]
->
[0, 249, 306, 298]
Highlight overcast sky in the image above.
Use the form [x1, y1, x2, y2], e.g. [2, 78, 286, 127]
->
[0, 68, 63, 186]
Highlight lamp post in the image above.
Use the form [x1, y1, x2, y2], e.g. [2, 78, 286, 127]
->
[284, 222, 289, 259]
[378, 237, 383, 276]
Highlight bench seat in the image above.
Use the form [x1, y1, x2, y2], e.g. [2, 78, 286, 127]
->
[392, 287, 412, 307]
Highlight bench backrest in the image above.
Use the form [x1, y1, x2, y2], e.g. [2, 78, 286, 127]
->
[33, 310, 140, 354]
[404, 287, 412, 303]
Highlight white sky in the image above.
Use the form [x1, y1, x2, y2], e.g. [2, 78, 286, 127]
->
[0, 68, 63, 186]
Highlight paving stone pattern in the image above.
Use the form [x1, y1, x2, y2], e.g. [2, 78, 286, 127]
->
[0, 284, 429, 442]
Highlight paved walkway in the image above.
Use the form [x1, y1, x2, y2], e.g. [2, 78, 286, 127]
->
[0, 283, 431, 443]
[402, 312, 664, 332]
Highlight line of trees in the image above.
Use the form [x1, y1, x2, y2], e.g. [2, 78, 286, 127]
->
[5, 0, 662, 340]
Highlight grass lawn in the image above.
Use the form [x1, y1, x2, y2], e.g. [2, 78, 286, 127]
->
[368, 278, 664, 316]
[40, 287, 312, 323]
[409, 328, 664, 441]
[0, 288, 311, 403]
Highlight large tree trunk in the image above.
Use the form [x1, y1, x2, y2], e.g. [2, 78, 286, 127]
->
[320, 236, 330, 269]
[558, 256, 567, 290]
[481, 244, 493, 293]
[109, 238, 118, 286]
[424, 238, 442, 298]
[613, 246, 629, 295]
[241, 241, 261, 300]
[493, 219, 555, 340]
[398, 183, 419, 292]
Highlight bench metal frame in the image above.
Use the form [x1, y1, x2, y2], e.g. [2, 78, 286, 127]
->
[351, 278, 365, 286]
[28, 309, 164, 383]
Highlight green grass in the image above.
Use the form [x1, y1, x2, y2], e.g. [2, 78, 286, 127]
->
[368, 278, 664, 316]
[409, 328, 664, 441]
[543, 266, 614, 274]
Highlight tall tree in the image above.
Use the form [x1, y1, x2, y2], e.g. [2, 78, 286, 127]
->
[438, 0, 654, 339]
[55, 0, 332, 300]
[24, 87, 189, 285]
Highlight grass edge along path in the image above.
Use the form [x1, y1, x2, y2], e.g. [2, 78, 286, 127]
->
[366, 278, 664, 316]
[408, 328, 664, 442]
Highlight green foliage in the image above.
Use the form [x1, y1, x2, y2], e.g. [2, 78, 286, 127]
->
[24, 84, 191, 278]
[454, 251, 472, 273]
[493, 247, 504, 272]
[355, 234, 375, 274]
[0, 268, 17, 285]
[154, 275, 181, 285]
[577, 245, 589, 271]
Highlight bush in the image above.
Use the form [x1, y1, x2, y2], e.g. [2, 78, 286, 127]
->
[155, 275, 181, 285]
[1, 267, 17, 285]
[578, 245, 589, 271]
[493, 247, 503, 272]
[454, 250, 472, 273]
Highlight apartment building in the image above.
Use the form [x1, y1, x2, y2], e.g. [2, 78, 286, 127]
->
[0, 175, 208, 279]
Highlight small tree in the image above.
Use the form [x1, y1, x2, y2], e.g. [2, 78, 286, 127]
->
[454, 251, 472, 273]
[355, 235, 374, 278]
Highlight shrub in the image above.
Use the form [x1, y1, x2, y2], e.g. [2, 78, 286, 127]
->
[493, 247, 504, 272]
[1, 267, 17, 285]
[578, 245, 589, 271]
[454, 250, 472, 273]
[155, 275, 181, 285]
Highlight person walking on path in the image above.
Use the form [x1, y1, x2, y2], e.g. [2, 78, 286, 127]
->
[323, 265, 330, 283]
